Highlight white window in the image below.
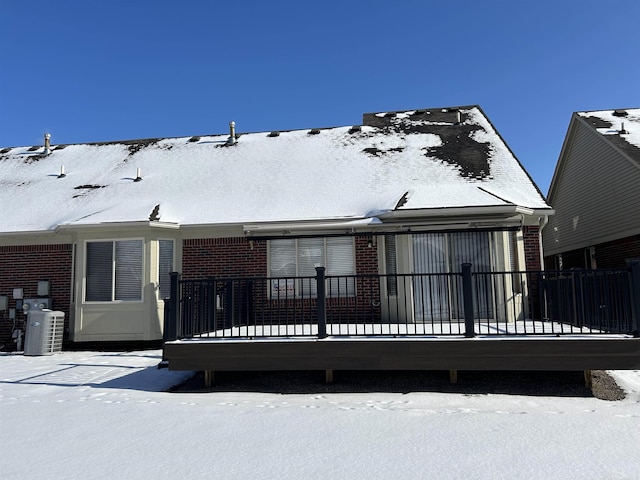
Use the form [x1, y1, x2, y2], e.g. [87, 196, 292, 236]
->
[158, 240, 174, 300]
[85, 240, 143, 302]
[269, 237, 355, 297]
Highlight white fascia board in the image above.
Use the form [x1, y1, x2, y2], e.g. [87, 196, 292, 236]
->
[55, 221, 180, 233]
[0, 229, 59, 238]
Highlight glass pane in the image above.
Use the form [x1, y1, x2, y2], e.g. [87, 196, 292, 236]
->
[86, 242, 113, 301]
[412, 233, 450, 321]
[449, 232, 493, 319]
[327, 237, 355, 296]
[270, 239, 296, 298]
[115, 240, 143, 301]
[298, 238, 324, 275]
[270, 239, 296, 277]
[298, 238, 324, 296]
[385, 235, 398, 296]
[449, 231, 491, 272]
[158, 240, 174, 300]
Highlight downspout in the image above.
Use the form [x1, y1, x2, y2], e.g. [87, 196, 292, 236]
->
[538, 215, 549, 270]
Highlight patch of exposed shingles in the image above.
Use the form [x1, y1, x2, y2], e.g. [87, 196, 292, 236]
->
[127, 141, 154, 156]
[362, 146, 405, 157]
[72, 184, 106, 198]
[362, 108, 492, 179]
[583, 115, 640, 162]
[426, 130, 491, 179]
[582, 115, 614, 130]
[23, 154, 48, 164]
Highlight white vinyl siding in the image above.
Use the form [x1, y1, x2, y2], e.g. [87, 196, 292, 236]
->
[544, 119, 640, 256]
[85, 240, 143, 302]
[269, 238, 355, 297]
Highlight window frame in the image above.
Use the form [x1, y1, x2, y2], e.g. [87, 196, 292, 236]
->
[157, 239, 175, 300]
[84, 238, 144, 303]
[268, 237, 356, 298]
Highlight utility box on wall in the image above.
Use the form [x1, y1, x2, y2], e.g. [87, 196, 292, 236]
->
[24, 311, 65, 356]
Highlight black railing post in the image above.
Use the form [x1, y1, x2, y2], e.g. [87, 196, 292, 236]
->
[164, 272, 180, 341]
[628, 260, 640, 337]
[316, 267, 327, 339]
[207, 277, 216, 332]
[461, 263, 475, 338]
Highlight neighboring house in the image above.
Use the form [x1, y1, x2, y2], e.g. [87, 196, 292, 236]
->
[0, 105, 552, 347]
[543, 108, 640, 269]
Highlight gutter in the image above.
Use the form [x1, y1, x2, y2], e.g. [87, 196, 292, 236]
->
[54, 221, 181, 233]
[378, 205, 553, 221]
[538, 214, 550, 268]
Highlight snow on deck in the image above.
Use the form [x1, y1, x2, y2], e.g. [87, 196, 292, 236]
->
[180, 320, 631, 341]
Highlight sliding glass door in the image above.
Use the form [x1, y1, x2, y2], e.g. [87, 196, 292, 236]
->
[412, 232, 494, 321]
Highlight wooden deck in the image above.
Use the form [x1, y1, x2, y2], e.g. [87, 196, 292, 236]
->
[164, 332, 640, 374]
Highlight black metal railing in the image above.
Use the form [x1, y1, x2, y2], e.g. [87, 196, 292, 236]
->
[164, 262, 640, 341]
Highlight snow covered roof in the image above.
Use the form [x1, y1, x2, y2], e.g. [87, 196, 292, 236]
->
[577, 108, 640, 162]
[0, 105, 550, 234]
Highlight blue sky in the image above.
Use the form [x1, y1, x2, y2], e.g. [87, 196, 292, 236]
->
[2, 0, 639, 194]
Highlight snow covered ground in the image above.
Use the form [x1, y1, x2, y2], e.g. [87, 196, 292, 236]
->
[1, 350, 639, 480]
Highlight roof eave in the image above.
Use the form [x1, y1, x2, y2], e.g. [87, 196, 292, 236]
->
[55, 221, 181, 233]
[378, 205, 552, 221]
[243, 217, 381, 236]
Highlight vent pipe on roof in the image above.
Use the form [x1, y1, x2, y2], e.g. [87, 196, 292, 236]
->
[134, 168, 142, 182]
[620, 122, 628, 134]
[44, 133, 51, 155]
[456, 111, 462, 124]
[58, 166, 66, 178]
[227, 121, 236, 145]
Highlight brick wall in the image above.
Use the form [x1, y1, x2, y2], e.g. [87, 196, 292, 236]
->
[181, 235, 379, 279]
[596, 234, 640, 268]
[523, 226, 541, 271]
[543, 234, 640, 270]
[0, 244, 73, 349]
[181, 235, 382, 322]
[182, 237, 268, 279]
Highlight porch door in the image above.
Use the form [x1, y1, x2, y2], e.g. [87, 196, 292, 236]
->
[412, 233, 451, 321]
[448, 232, 493, 320]
[411, 232, 494, 321]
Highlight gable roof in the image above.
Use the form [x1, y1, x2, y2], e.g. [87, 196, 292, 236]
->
[0, 105, 550, 234]
[548, 107, 640, 201]
[577, 108, 640, 161]
[544, 108, 640, 256]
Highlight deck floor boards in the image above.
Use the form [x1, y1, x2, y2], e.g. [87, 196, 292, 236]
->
[164, 321, 640, 373]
